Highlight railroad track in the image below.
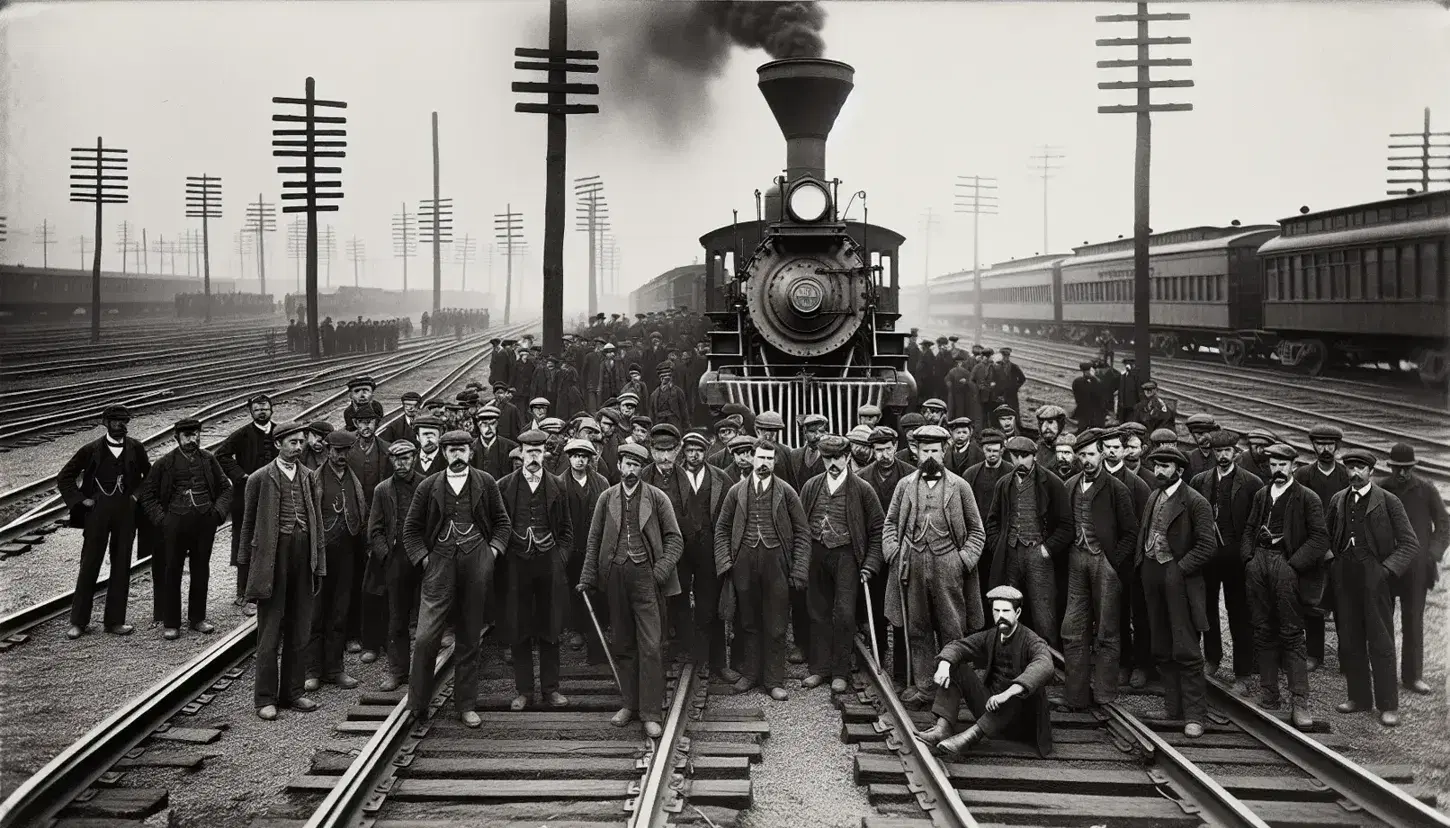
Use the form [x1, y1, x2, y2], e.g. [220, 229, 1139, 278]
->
[0, 323, 532, 654]
[1, 317, 285, 360]
[2, 326, 291, 379]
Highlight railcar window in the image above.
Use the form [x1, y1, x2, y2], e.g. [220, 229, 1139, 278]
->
[1290, 256, 1301, 300]
[1393, 205, 1408, 221]
[1333, 215, 1346, 230]
[1305, 258, 1318, 300]
[1265, 259, 1278, 300]
[1400, 245, 1417, 299]
[1381, 246, 1398, 298]
[1421, 242, 1441, 300]
[1364, 248, 1380, 299]
[1329, 251, 1345, 299]
[1347, 251, 1361, 299]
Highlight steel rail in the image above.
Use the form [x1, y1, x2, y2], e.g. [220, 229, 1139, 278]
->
[628, 661, 700, 828]
[853, 637, 980, 828]
[1205, 675, 1450, 827]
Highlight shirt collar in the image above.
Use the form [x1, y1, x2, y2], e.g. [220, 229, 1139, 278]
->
[1354, 482, 1372, 498]
[254, 421, 274, 434]
[1161, 479, 1183, 498]
[446, 468, 469, 480]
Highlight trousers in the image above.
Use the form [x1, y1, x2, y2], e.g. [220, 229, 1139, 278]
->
[255, 532, 314, 708]
[1394, 561, 1431, 683]
[903, 545, 972, 695]
[410, 544, 495, 716]
[1061, 548, 1121, 707]
[997, 542, 1059, 648]
[71, 494, 137, 628]
[1141, 557, 1206, 722]
[1245, 549, 1309, 703]
[672, 533, 725, 670]
[1118, 570, 1156, 676]
[807, 540, 858, 680]
[1203, 549, 1255, 677]
[1334, 553, 1398, 712]
[384, 549, 422, 681]
[608, 556, 665, 721]
[308, 535, 359, 680]
[569, 534, 610, 665]
[160, 510, 217, 629]
[733, 541, 790, 689]
[930, 660, 1026, 739]
[862, 566, 908, 684]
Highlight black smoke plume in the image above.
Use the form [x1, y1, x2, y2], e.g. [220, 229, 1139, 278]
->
[582, 1, 827, 146]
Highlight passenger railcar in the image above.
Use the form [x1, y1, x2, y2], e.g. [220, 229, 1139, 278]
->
[630, 265, 706, 316]
[0, 265, 239, 320]
[920, 254, 1065, 337]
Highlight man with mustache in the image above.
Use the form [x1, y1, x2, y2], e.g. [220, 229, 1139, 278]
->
[364, 440, 424, 692]
[138, 417, 232, 640]
[1137, 445, 1217, 738]
[1241, 443, 1328, 729]
[1185, 414, 1219, 480]
[753, 410, 808, 665]
[944, 416, 983, 477]
[846, 426, 876, 475]
[990, 404, 1020, 442]
[883, 424, 986, 708]
[915, 585, 1054, 758]
[799, 435, 885, 694]
[343, 376, 385, 433]
[561, 438, 612, 663]
[666, 431, 735, 680]
[217, 393, 279, 618]
[1326, 448, 1418, 727]
[304, 430, 369, 692]
[412, 416, 447, 477]
[58, 404, 153, 639]
[1052, 433, 1080, 481]
[378, 391, 423, 447]
[239, 421, 326, 720]
[1033, 406, 1067, 472]
[578, 442, 685, 737]
[470, 404, 518, 480]
[790, 413, 830, 485]
[1292, 424, 1348, 672]
[403, 430, 513, 726]
[1099, 427, 1153, 689]
[725, 434, 757, 484]
[714, 439, 810, 700]
[1379, 443, 1448, 697]
[863, 426, 916, 687]
[1236, 428, 1277, 483]
[984, 436, 1071, 647]
[1131, 380, 1175, 434]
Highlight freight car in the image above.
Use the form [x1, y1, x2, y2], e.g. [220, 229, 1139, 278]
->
[0, 264, 239, 320]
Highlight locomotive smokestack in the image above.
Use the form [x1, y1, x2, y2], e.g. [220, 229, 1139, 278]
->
[757, 58, 854, 182]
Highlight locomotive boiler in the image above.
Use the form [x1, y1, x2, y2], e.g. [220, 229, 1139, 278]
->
[697, 57, 914, 443]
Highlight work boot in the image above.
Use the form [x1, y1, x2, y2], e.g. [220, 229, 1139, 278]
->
[66, 625, 85, 639]
[831, 678, 849, 694]
[802, 674, 824, 689]
[332, 674, 360, 689]
[1183, 722, 1205, 738]
[1379, 710, 1400, 727]
[611, 708, 636, 727]
[379, 675, 402, 692]
[545, 691, 569, 707]
[163, 628, 182, 640]
[1129, 669, 1147, 689]
[346, 640, 363, 654]
[644, 720, 664, 739]
[937, 724, 985, 756]
[1306, 657, 1321, 672]
[1405, 679, 1432, 695]
[243, 602, 257, 617]
[1336, 700, 1369, 714]
[717, 667, 742, 684]
[915, 717, 954, 747]
[106, 624, 134, 636]
[1231, 677, 1254, 697]
[304, 678, 322, 692]
[1290, 704, 1314, 730]
[190, 620, 216, 634]
[510, 695, 529, 711]
[461, 711, 482, 728]
[257, 705, 278, 721]
[292, 697, 319, 712]
[732, 676, 757, 693]
[1256, 691, 1282, 711]
[787, 645, 806, 664]
[360, 650, 377, 664]
[769, 687, 789, 701]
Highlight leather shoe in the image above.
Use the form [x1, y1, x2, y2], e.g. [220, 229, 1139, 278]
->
[717, 667, 742, 683]
[1129, 669, 1148, 689]
[106, 624, 134, 636]
[769, 687, 789, 701]
[787, 645, 806, 664]
[1118, 668, 1132, 687]
[1336, 700, 1369, 714]
[346, 640, 363, 653]
[545, 691, 569, 707]
[1291, 706, 1315, 730]
[292, 697, 319, 712]
[937, 725, 984, 756]
[1206, 661, 1220, 677]
[304, 678, 322, 692]
[163, 628, 181, 640]
[190, 620, 216, 634]
[360, 651, 377, 664]
[461, 711, 482, 728]
[611, 708, 635, 727]
[1256, 692, 1282, 711]
[256, 705, 278, 721]
[830, 678, 848, 694]
[379, 675, 402, 692]
[1379, 710, 1400, 727]
[510, 695, 529, 712]
[243, 602, 257, 617]
[915, 718, 954, 747]
[732, 676, 757, 693]
[802, 674, 824, 689]
[334, 674, 360, 689]
[66, 625, 84, 639]
[1306, 657, 1322, 672]
[1183, 722, 1205, 738]
[1405, 679, 1433, 695]
[644, 720, 663, 738]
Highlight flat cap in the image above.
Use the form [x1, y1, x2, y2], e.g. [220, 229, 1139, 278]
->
[563, 437, 597, 456]
[921, 398, 947, 411]
[1307, 424, 1343, 442]
[473, 404, 500, 421]
[618, 392, 641, 405]
[412, 416, 444, 432]
[682, 432, 710, 451]
[1073, 430, 1104, 453]
[936, 336, 949, 345]
[655, 362, 673, 376]
[1146, 445, 1190, 468]
[1005, 435, 1037, 453]
[1079, 361, 1094, 371]
[817, 434, 849, 457]
[509, 446, 522, 460]
[387, 439, 418, 457]
[325, 430, 356, 448]
[847, 425, 875, 445]
[439, 430, 473, 447]
[575, 416, 602, 433]
[986, 585, 1024, 604]
[101, 404, 133, 421]
[599, 407, 624, 426]
[1150, 427, 1179, 444]
[978, 427, 1006, 446]
[273, 421, 309, 441]
[1244, 427, 1277, 444]
[1035, 405, 1066, 421]
[307, 420, 335, 436]
[1056, 431, 1078, 448]
[1000, 347, 1012, 356]
[517, 429, 549, 446]
[538, 417, 566, 433]
[947, 416, 974, 430]
[617, 443, 650, 463]
[1341, 448, 1377, 468]
[630, 416, 654, 429]
[1264, 443, 1298, 461]
[857, 404, 882, 418]
[173, 417, 202, 432]
[729, 434, 757, 452]
[400, 391, 422, 403]
[899, 412, 926, 430]
[650, 423, 682, 445]
[444, 402, 466, 413]
[714, 416, 744, 433]
[800, 413, 829, 429]
[347, 375, 377, 390]
[991, 404, 1017, 419]
[756, 411, 785, 430]
[913, 424, 950, 444]
[1140, 380, 1158, 391]
[456, 389, 480, 404]
[869, 426, 899, 445]
[491, 380, 509, 391]
[1117, 421, 1147, 438]
[1205, 429, 1239, 449]
[1185, 413, 1218, 432]
[247, 393, 273, 407]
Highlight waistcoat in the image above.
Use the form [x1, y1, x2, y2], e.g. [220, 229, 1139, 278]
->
[278, 466, 307, 535]
[811, 482, 851, 548]
[1073, 476, 1102, 554]
[169, 450, 213, 513]
[1007, 476, 1043, 547]
[746, 482, 781, 549]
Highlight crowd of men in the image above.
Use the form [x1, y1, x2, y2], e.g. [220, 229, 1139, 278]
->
[175, 292, 275, 319]
[284, 316, 409, 355]
[55, 330, 1445, 755]
[419, 309, 491, 339]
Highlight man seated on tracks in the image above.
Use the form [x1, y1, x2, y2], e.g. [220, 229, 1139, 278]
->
[916, 585, 1055, 758]
[403, 430, 513, 728]
[578, 442, 685, 738]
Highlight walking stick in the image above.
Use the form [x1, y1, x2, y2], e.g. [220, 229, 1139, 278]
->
[861, 577, 881, 668]
[580, 590, 625, 696]
[898, 555, 913, 689]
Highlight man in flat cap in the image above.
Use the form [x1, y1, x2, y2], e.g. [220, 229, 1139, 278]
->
[668, 430, 735, 679]
[1380, 443, 1447, 697]
[217, 393, 279, 617]
[1187, 429, 1262, 691]
[303, 431, 369, 691]
[799, 434, 885, 693]
[724, 434, 758, 484]
[1294, 423, 1348, 671]
[343, 376, 385, 432]
[488, 381, 525, 442]
[363, 439, 424, 691]
[239, 421, 326, 720]
[525, 397, 552, 433]
[497, 429, 575, 710]
[984, 435, 1070, 647]
[708, 416, 744, 468]
[57, 404, 153, 639]
[1059, 429, 1140, 712]
[1052, 433, 1080, 481]
[856, 404, 883, 431]
[788, 413, 830, 486]
[916, 585, 1054, 758]
[921, 398, 948, 429]
[592, 344, 627, 413]
[895, 413, 925, 467]
[1184, 414, 1219, 480]
[753, 411, 800, 491]
[1098, 427, 1153, 687]
[561, 437, 612, 663]
[469, 404, 518, 481]
[846, 425, 876, 474]
[300, 421, 332, 471]
[861, 426, 917, 685]
[715, 438, 810, 700]
[883, 423, 987, 707]
[346, 410, 387, 660]
[579, 441, 685, 737]
[138, 418, 232, 640]
[1131, 380, 1175, 434]
[1327, 448, 1417, 727]
[944, 417, 983, 477]
[1236, 428, 1277, 483]
[1137, 445, 1216, 737]
[379, 391, 423, 447]
[404, 429, 512, 726]
[1033, 406, 1067, 472]
[1241, 443, 1327, 729]
[989, 404, 1019, 442]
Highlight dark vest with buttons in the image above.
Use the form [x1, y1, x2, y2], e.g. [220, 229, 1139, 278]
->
[681, 471, 712, 537]
[436, 476, 482, 554]
[810, 482, 852, 548]
[168, 450, 214, 513]
[613, 487, 648, 564]
[1072, 476, 1102, 554]
[278, 466, 307, 535]
[96, 444, 128, 497]
[1342, 490, 1369, 556]
[1008, 477, 1042, 547]
[746, 482, 781, 548]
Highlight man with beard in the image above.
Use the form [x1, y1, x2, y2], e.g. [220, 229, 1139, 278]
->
[847, 425, 876, 475]
[592, 343, 626, 409]
[714, 440, 810, 701]
[1060, 431, 1140, 712]
[58, 404, 153, 639]
[1188, 430, 1262, 692]
[1100, 427, 1152, 687]
[1052, 433, 1080, 481]
[921, 398, 948, 428]
[790, 413, 830, 484]
[1237, 428, 1277, 483]
[725, 434, 757, 484]
[1137, 445, 1216, 737]
[862, 426, 918, 686]
[470, 404, 518, 480]
[856, 404, 883, 431]
[1293, 424, 1349, 671]
[944, 417, 984, 476]
[882, 425, 986, 709]
[799, 435, 885, 694]
[990, 405, 1020, 442]
[1326, 449, 1417, 727]
[304, 431, 368, 692]
[579, 442, 685, 737]
[364, 440, 424, 692]
[984, 436, 1071, 647]
[497, 430, 575, 711]
[915, 585, 1054, 758]
[217, 393, 279, 618]
[239, 422, 325, 720]
[343, 376, 385, 432]
[1071, 362, 1106, 430]
[944, 352, 980, 425]
[1185, 414, 1219, 480]
[1033, 406, 1067, 471]
[1241, 443, 1328, 729]
[1132, 381, 1176, 434]
[346, 413, 387, 661]
[404, 430, 513, 727]
[413, 416, 447, 477]
[378, 392, 423, 446]
[562, 438, 612, 663]
[138, 418, 231, 640]
[1379, 443, 1448, 697]
[670, 431, 734, 679]
[648, 364, 690, 432]
[300, 421, 332, 470]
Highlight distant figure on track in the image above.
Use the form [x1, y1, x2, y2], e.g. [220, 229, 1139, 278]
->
[57, 404, 152, 639]
[137, 417, 232, 640]
[238, 422, 326, 721]
[216, 393, 279, 618]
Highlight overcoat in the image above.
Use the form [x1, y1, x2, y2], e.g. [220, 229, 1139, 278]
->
[1134, 482, 1217, 633]
[579, 481, 684, 597]
[881, 469, 986, 630]
[237, 462, 326, 601]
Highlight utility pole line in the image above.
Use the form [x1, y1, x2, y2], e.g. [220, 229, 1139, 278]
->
[1388, 107, 1450, 195]
[287, 215, 305, 293]
[494, 206, 525, 324]
[420, 191, 455, 308]
[393, 203, 417, 292]
[116, 220, 134, 274]
[347, 237, 365, 288]
[455, 234, 478, 291]
[245, 195, 277, 296]
[75, 235, 90, 269]
[1097, 0, 1194, 381]
[954, 174, 999, 346]
[69, 136, 129, 342]
[1028, 145, 1064, 254]
[319, 224, 336, 288]
[573, 174, 605, 317]
[33, 219, 57, 268]
[920, 207, 940, 323]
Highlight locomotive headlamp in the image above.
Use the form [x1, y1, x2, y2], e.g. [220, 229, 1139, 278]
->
[787, 180, 830, 223]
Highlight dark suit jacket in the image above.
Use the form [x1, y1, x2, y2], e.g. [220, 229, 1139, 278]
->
[945, 440, 985, 477]
[57, 436, 153, 525]
[985, 465, 1072, 586]
[1326, 484, 1418, 578]
[1135, 481, 1216, 631]
[137, 447, 231, 527]
[1063, 471, 1141, 577]
[497, 469, 575, 564]
[1189, 465, 1264, 555]
[402, 469, 512, 565]
[798, 471, 886, 574]
[580, 481, 684, 596]
[238, 461, 325, 601]
[1380, 472, 1449, 583]
[939, 624, 1055, 757]
[714, 475, 810, 585]
[216, 422, 279, 500]
[470, 435, 519, 480]
[1241, 479, 1330, 605]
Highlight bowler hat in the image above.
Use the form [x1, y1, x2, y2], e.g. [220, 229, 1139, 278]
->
[1387, 443, 1417, 467]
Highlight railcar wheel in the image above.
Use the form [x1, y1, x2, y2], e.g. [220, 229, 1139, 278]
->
[1221, 337, 1246, 366]
[1299, 339, 1327, 377]
[1418, 348, 1449, 386]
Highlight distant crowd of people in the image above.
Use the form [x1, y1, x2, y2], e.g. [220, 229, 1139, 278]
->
[420, 309, 491, 338]
[285, 316, 408, 355]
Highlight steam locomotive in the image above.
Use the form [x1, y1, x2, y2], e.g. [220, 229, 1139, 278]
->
[695, 57, 914, 443]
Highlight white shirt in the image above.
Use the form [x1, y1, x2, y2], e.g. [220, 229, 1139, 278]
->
[686, 467, 705, 493]
[1160, 479, 1182, 499]
[446, 469, 468, 494]
[525, 471, 542, 492]
[254, 421, 274, 436]
[419, 449, 438, 469]
[105, 438, 125, 458]
[754, 475, 772, 496]
[1352, 482, 1371, 499]
[275, 457, 298, 481]
[1104, 460, 1124, 476]
[826, 469, 846, 494]
[1269, 479, 1291, 502]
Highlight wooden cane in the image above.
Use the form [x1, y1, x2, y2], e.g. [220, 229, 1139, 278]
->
[580, 590, 625, 696]
[861, 577, 881, 668]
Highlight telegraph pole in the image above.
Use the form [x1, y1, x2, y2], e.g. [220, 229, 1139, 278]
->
[954, 175, 998, 346]
[286, 215, 305, 293]
[1028, 145, 1064, 254]
[920, 207, 940, 322]
[33, 220, 56, 267]
[69, 137, 129, 342]
[235, 230, 252, 284]
[420, 194, 454, 312]
[117, 220, 134, 273]
[573, 175, 606, 317]
[513, 0, 600, 352]
[75, 235, 90, 269]
[1097, 0, 1194, 382]
[185, 174, 221, 320]
[494, 206, 524, 324]
[1388, 107, 1450, 196]
[347, 237, 365, 287]
[455, 234, 477, 291]
[319, 224, 336, 287]
[393, 204, 417, 292]
[151, 234, 168, 275]
[245, 195, 277, 296]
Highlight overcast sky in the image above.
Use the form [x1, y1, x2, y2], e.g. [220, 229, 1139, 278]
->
[3, 0, 1448, 313]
